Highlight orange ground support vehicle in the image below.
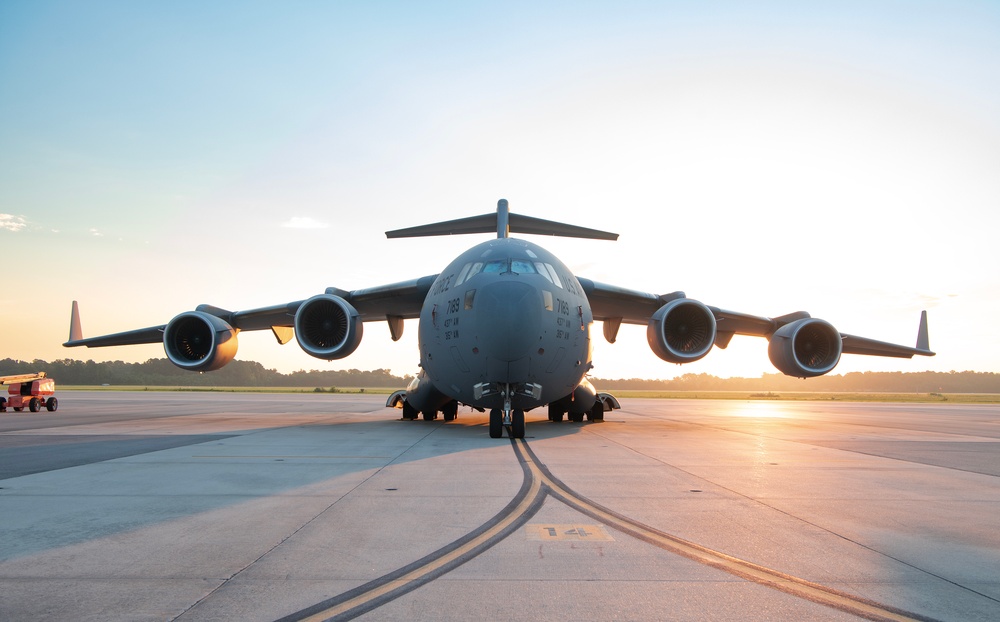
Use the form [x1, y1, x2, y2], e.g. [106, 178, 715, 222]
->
[0, 373, 58, 412]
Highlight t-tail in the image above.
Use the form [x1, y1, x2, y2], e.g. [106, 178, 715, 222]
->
[385, 199, 619, 241]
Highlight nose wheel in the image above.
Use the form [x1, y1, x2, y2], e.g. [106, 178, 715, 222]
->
[488, 408, 525, 439]
[489, 385, 525, 439]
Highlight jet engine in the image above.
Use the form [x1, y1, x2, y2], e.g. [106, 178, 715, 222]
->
[164, 311, 239, 371]
[294, 294, 363, 360]
[647, 299, 717, 364]
[767, 318, 842, 378]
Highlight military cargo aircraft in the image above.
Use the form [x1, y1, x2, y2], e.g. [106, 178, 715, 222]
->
[65, 199, 934, 438]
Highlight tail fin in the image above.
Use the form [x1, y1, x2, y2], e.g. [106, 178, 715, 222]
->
[385, 199, 619, 241]
[68, 301, 83, 343]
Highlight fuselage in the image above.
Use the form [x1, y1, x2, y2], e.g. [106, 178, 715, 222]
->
[417, 237, 593, 411]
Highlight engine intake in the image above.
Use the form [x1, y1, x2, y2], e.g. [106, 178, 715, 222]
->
[164, 311, 238, 371]
[647, 299, 717, 364]
[768, 318, 842, 378]
[295, 294, 363, 360]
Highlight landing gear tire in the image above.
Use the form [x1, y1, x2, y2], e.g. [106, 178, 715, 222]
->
[489, 409, 503, 438]
[401, 401, 418, 420]
[586, 401, 604, 422]
[548, 404, 564, 422]
[442, 401, 458, 422]
[568, 412, 584, 423]
[510, 409, 525, 439]
[421, 411, 437, 421]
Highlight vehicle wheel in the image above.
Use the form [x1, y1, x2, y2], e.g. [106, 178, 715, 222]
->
[511, 409, 525, 438]
[46, 397, 59, 412]
[29, 398, 40, 413]
[14, 407, 23, 412]
[0, 397, 6, 412]
[489, 409, 503, 438]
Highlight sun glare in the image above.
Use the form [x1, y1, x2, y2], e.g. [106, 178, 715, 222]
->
[729, 401, 792, 419]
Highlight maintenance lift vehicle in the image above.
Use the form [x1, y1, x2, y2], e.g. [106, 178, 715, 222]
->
[1, 372, 58, 412]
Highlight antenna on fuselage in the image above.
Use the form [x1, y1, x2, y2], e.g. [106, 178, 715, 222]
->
[385, 199, 618, 241]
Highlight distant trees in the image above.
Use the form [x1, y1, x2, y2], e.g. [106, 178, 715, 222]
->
[590, 371, 1000, 393]
[2, 358, 997, 393]
[0, 358, 414, 388]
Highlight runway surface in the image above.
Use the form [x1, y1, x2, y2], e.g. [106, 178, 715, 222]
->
[1, 391, 998, 621]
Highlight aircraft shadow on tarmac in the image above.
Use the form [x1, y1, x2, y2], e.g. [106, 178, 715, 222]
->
[0, 409, 588, 561]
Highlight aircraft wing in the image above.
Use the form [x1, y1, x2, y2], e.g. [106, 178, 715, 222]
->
[63, 274, 437, 369]
[578, 278, 934, 363]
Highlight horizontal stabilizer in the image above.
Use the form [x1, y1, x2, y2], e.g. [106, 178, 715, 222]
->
[386, 199, 618, 241]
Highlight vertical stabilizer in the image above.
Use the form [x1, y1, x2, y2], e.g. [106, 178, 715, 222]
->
[497, 199, 510, 238]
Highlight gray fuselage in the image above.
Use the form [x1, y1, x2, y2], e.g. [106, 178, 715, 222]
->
[417, 237, 593, 411]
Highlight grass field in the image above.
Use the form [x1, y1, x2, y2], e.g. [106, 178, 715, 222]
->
[59, 386, 1000, 403]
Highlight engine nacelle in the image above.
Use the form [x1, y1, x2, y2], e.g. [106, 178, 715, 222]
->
[294, 294, 363, 360]
[163, 311, 239, 371]
[647, 299, 717, 364]
[768, 318, 843, 378]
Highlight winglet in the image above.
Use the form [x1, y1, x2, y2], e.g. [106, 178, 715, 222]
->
[68, 301, 83, 343]
[916, 310, 931, 352]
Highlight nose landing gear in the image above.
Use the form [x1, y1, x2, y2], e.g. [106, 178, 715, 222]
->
[489, 385, 525, 439]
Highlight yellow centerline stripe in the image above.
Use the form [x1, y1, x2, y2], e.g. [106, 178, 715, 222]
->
[287, 436, 928, 622]
[298, 457, 543, 621]
[518, 439, 925, 622]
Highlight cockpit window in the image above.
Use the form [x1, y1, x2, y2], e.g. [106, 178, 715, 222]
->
[456, 257, 560, 283]
[534, 262, 553, 284]
[510, 259, 536, 274]
[455, 262, 473, 286]
[482, 259, 508, 274]
[543, 263, 563, 288]
[464, 262, 484, 281]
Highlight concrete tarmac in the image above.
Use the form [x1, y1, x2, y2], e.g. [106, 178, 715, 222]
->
[1, 391, 998, 621]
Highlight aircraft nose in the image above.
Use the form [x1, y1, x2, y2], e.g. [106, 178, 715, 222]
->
[477, 279, 541, 362]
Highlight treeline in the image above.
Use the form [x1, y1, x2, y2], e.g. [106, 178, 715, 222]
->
[3, 358, 998, 393]
[0, 358, 414, 389]
[591, 371, 1000, 393]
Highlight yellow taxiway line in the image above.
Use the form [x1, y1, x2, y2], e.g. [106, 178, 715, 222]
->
[289, 437, 930, 622]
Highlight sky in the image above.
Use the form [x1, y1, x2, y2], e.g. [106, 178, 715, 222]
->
[1, 1, 998, 381]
